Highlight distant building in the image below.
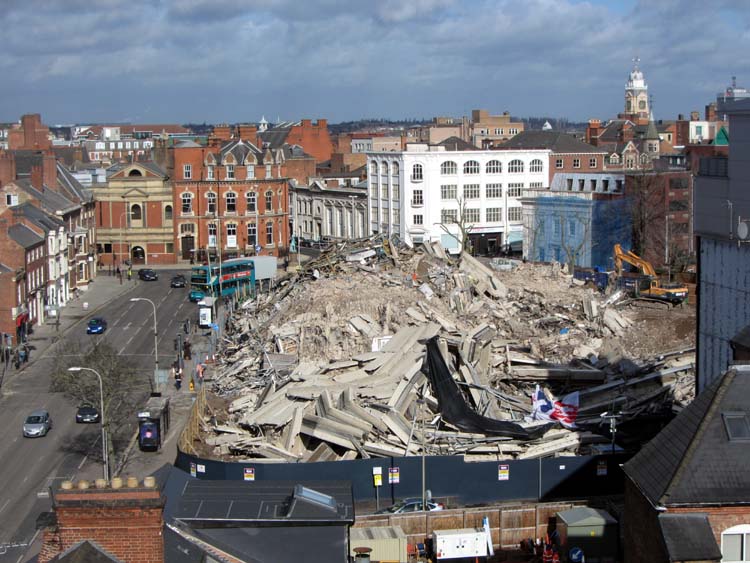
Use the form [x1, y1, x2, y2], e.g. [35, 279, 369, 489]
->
[619, 58, 650, 124]
[470, 109, 525, 148]
[367, 138, 549, 255]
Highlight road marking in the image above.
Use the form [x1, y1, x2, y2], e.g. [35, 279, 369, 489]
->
[77, 455, 88, 470]
[17, 529, 41, 563]
[22, 476, 29, 484]
[124, 322, 131, 330]
[0, 499, 10, 514]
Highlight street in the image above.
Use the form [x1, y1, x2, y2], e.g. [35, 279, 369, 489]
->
[0, 269, 197, 562]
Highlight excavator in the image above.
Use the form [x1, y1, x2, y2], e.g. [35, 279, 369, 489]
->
[613, 244, 689, 305]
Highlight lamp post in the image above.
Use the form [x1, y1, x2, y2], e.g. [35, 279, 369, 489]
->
[67, 366, 108, 480]
[130, 298, 159, 373]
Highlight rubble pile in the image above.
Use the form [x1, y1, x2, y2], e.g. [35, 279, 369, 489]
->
[197, 236, 695, 463]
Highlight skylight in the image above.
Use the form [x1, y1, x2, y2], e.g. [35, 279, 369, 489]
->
[293, 485, 337, 511]
[722, 412, 750, 441]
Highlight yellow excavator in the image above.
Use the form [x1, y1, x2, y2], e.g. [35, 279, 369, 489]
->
[613, 244, 689, 305]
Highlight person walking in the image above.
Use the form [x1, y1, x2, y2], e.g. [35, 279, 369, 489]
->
[127, 268, 132, 281]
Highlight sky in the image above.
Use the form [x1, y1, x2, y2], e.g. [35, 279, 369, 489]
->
[2, 0, 750, 126]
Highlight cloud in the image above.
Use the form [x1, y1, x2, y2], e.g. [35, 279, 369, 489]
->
[1, 0, 750, 123]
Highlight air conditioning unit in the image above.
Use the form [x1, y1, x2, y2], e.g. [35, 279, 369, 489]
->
[737, 217, 750, 241]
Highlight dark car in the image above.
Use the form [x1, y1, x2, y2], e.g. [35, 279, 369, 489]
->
[170, 274, 187, 288]
[138, 268, 158, 281]
[76, 405, 100, 423]
[86, 317, 107, 334]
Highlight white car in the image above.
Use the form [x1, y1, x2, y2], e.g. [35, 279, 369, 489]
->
[376, 499, 445, 514]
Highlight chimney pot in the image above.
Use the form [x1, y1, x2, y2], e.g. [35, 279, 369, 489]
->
[61, 480, 74, 490]
[77, 480, 90, 490]
[95, 479, 108, 489]
[144, 476, 157, 488]
[126, 476, 139, 488]
[111, 477, 123, 489]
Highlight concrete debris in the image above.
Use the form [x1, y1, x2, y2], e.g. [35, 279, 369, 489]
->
[201, 234, 696, 463]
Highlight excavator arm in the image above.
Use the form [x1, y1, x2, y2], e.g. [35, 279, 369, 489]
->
[613, 244, 657, 277]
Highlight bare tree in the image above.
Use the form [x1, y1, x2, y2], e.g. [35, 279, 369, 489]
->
[556, 211, 592, 275]
[437, 196, 475, 253]
[625, 171, 667, 264]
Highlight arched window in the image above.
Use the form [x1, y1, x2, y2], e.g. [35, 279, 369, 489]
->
[246, 191, 257, 212]
[530, 159, 544, 173]
[412, 163, 423, 181]
[370, 161, 378, 175]
[508, 159, 524, 173]
[391, 162, 399, 176]
[164, 205, 173, 220]
[381, 162, 389, 175]
[265, 190, 273, 212]
[128, 169, 142, 177]
[441, 161, 457, 175]
[463, 160, 480, 174]
[130, 204, 142, 220]
[226, 191, 237, 213]
[486, 160, 502, 174]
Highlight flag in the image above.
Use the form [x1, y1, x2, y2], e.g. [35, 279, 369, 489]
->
[530, 385, 579, 428]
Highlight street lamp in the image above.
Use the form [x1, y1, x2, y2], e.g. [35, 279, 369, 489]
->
[130, 298, 159, 373]
[67, 366, 108, 480]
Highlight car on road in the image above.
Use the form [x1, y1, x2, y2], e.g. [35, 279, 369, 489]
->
[189, 289, 205, 302]
[138, 268, 158, 281]
[75, 405, 100, 423]
[170, 274, 187, 288]
[375, 499, 445, 514]
[86, 317, 107, 334]
[23, 409, 52, 438]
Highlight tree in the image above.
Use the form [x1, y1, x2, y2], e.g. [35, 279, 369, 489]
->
[437, 196, 475, 254]
[625, 171, 667, 264]
[556, 211, 592, 275]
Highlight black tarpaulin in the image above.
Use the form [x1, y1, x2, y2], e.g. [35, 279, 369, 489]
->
[423, 336, 548, 440]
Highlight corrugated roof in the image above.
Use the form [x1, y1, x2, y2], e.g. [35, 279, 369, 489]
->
[623, 366, 750, 506]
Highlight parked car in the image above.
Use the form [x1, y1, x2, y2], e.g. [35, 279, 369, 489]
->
[23, 410, 52, 438]
[170, 274, 187, 288]
[375, 499, 445, 514]
[75, 405, 100, 423]
[86, 317, 107, 334]
[138, 268, 158, 281]
[189, 289, 205, 302]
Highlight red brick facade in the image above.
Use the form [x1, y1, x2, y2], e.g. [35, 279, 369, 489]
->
[7, 114, 52, 150]
[285, 119, 332, 163]
[548, 152, 607, 185]
[39, 485, 164, 563]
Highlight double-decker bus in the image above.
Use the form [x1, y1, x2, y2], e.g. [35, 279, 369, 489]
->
[190, 257, 256, 299]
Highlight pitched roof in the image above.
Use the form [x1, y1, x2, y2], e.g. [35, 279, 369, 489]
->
[16, 179, 79, 215]
[658, 513, 722, 562]
[623, 365, 750, 506]
[13, 201, 65, 232]
[56, 162, 92, 203]
[435, 136, 478, 151]
[8, 223, 44, 248]
[500, 131, 604, 153]
[258, 126, 293, 150]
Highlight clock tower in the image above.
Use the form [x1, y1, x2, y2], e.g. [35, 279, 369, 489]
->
[624, 58, 650, 124]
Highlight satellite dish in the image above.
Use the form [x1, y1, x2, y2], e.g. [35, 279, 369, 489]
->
[737, 219, 750, 241]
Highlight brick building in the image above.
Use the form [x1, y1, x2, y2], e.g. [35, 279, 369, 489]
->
[7, 113, 52, 150]
[622, 364, 750, 563]
[171, 136, 292, 261]
[280, 118, 332, 163]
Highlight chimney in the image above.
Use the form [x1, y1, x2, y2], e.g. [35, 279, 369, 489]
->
[30, 165, 43, 189]
[301, 119, 312, 128]
[0, 151, 16, 187]
[213, 124, 231, 142]
[317, 119, 328, 129]
[38, 477, 164, 563]
[705, 103, 717, 122]
[690, 111, 700, 121]
[237, 124, 258, 141]
[677, 114, 685, 121]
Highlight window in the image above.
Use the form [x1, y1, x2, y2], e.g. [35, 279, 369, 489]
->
[247, 223, 257, 246]
[602, 179, 610, 192]
[129, 204, 141, 220]
[441, 161, 457, 175]
[413, 214, 423, 225]
[723, 411, 750, 439]
[226, 192, 236, 213]
[441, 185, 457, 200]
[555, 158, 563, 169]
[670, 177, 689, 190]
[266, 222, 273, 245]
[579, 179, 585, 191]
[265, 191, 273, 212]
[392, 208, 399, 225]
[180, 223, 195, 234]
[207, 165, 214, 180]
[381, 182, 388, 199]
[486, 207, 502, 222]
[589, 157, 597, 168]
[464, 208, 480, 223]
[463, 160, 480, 174]
[441, 209, 458, 223]
[509, 128, 519, 135]
[486, 184, 502, 198]
[626, 158, 635, 168]
[5, 193, 18, 206]
[181, 193, 193, 214]
[508, 207, 522, 221]
[412, 189, 423, 206]
[183, 164, 192, 179]
[370, 161, 378, 175]
[247, 165, 255, 179]
[494, 128, 503, 135]
[486, 160, 502, 174]
[246, 192, 256, 212]
[508, 159, 524, 173]
[573, 158, 581, 168]
[164, 205, 173, 220]
[529, 182, 543, 189]
[208, 223, 217, 246]
[530, 159, 544, 173]
[722, 525, 750, 562]
[412, 163, 423, 181]
[266, 164, 272, 178]
[508, 183, 523, 197]
[206, 192, 217, 214]
[569, 220, 576, 236]
[590, 180, 597, 191]
[226, 165, 235, 180]
[463, 184, 480, 199]
[227, 223, 237, 246]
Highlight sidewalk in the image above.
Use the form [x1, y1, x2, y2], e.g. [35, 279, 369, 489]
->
[1, 272, 139, 388]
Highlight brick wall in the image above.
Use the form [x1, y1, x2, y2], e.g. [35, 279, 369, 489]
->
[670, 505, 750, 555]
[622, 479, 669, 563]
[38, 485, 165, 563]
[286, 119, 332, 163]
[8, 114, 52, 150]
[548, 152, 607, 185]
[0, 151, 17, 187]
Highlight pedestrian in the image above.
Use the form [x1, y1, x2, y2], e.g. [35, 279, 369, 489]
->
[127, 268, 132, 281]
[14, 350, 20, 370]
[175, 364, 182, 390]
[183, 340, 192, 361]
[22, 343, 29, 363]
[116, 266, 121, 277]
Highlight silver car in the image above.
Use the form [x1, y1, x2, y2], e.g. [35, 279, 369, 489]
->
[23, 409, 52, 438]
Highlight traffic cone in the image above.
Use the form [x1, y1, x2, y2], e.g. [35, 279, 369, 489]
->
[189, 379, 195, 392]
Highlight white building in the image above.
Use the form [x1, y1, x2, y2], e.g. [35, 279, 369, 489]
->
[366, 140, 550, 254]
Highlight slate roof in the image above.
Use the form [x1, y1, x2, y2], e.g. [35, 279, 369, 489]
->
[16, 179, 79, 215]
[56, 162, 93, 203]
[658, 513, 722, 562]
[13, 201, 65, 232]
[500, 131, 604, 154]
[8, 223, 44, 248]
[435, 136, 478, 151]
[258, 126, 293, 150]
[107, 160, 167, 178]
[50, 540, 123, 562]
[623, 365, 750, 506]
